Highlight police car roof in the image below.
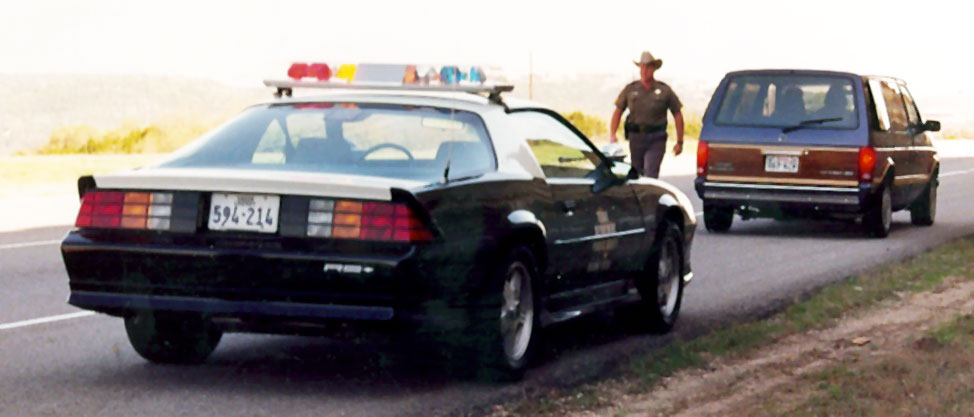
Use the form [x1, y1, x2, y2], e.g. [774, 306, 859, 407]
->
[255, 89, 550, 113]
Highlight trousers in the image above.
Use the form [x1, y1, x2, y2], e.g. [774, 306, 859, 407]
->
[628, 132, 668, 178]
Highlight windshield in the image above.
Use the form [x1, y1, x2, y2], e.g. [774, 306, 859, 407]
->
[156, 103, 495, 183]
[715, 75, 859, 130]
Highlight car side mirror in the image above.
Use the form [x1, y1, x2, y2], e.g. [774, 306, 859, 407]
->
[590, 162, 627, 193]
[923, 120, 941, 133]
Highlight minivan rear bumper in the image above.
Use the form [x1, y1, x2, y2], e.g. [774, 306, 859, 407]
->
[696, 178, 874, 213]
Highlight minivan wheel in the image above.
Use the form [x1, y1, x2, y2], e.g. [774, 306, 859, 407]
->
[863, 186, 892, 238]
[703, 203, 734, 233]
[910, 177, 937, 226]
[124, 311, 222, 364]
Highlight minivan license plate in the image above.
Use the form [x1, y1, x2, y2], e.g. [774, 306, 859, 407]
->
[208, 193, 280, 233]
[765, 155, 799, 173]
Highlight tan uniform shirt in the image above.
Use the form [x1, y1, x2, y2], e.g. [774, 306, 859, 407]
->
[614, 80, 683, 126]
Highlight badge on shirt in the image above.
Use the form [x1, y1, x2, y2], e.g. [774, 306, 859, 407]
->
[654, 89, 662, 95]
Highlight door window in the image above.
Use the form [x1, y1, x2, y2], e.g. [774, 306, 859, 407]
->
[511, 111, 601, 179]
[900, 85, 921, 126]
[879, 80, 909, 132]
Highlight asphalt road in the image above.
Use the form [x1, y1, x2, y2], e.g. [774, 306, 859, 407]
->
[3, 157, 974, 417]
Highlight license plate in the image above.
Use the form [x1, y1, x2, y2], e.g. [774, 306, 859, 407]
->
[765, 155, 799, 173]
[208, 193, 280, 233]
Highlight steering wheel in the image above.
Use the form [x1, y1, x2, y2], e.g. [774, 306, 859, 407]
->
[359, 143, 415, 161]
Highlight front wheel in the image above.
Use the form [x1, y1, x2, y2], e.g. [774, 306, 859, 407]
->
[124, 311, 222, 364]
[910, 177, 937, 226]
[621, 222, 685, 333]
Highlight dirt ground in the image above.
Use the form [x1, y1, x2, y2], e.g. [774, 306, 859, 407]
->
[545, 276, 974, 417]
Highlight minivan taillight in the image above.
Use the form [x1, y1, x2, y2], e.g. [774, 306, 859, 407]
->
[305, 199, 433, 242]
[858, 146, 877, 182]
[76, 190, 174, 230]
[697, 140, 709, 177]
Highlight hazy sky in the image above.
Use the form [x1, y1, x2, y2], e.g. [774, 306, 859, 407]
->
[3, 0, 973, 110]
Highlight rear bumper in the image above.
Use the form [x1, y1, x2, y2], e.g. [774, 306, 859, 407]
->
[69, 292, 396, 321]
[695, 178, 874, 213]
[60, 230, 488, 330]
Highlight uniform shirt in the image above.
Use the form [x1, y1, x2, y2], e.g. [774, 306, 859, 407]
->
[615, 80, 683, 126]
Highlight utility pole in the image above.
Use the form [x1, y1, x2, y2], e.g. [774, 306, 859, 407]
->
[529, 52, 534, 100]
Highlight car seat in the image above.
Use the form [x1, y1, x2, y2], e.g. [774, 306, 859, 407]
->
[434, 141, 491, 179]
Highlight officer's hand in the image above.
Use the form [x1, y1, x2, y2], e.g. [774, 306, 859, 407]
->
[673, 141, 683, 156]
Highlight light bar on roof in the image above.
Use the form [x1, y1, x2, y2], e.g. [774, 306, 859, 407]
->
[268, 62, 510, 95]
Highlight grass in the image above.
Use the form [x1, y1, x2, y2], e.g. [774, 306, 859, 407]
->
[0, 154, 161, 197]
[34, 120, 214, 155]
[506, 236, 974, 416]
[781, 313, 974, 416]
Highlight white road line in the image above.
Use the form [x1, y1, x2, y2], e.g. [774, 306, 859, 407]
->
[0, 311, 96, 331]
[941, 168, 974, 178]
[0, 240, 61, 250]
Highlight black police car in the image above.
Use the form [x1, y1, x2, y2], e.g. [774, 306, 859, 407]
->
[60, 64, 697, 378]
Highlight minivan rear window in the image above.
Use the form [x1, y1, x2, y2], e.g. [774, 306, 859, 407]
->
[715, 75, 858, 130]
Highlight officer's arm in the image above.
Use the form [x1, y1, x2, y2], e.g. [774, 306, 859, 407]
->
[672, 111, 685, 156]
[610, 108, 623, 143]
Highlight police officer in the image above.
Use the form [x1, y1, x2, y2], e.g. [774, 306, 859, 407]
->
[609, 51, 684, 178]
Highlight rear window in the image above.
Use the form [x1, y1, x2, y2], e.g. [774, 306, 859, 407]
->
[156, 103, 494, 183]
[715, 75, 858, 130]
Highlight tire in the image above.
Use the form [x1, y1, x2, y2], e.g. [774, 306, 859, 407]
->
[703, 202, 733, 233]
[863, 185, 892, 238]
[621, 222, 685, 333]
[463, 246, 541, 381]
[910, 177, 937, 226]
[124, 311, 222, 364]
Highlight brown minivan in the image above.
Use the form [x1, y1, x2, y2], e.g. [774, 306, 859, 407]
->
[695, 70, 940, 237]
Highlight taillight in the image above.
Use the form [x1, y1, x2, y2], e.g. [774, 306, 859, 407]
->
[306, 199, 433, 242]
[76, 190, 174, 231]
[696, 140, 709, 177]
[858, 146, 877, 182]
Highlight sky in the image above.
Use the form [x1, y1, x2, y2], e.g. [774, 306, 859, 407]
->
[3, 0, 973, 121]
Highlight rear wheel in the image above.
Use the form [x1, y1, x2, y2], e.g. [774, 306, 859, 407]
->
[463, 246, 541, 381]
[703, 202, 734, 233]
[863, 185, 892, 238]
[910, 177, 937, 226]
[124, 311, 222, 364]
[620, 222, 685, 333]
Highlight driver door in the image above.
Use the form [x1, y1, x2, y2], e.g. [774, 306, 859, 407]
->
[510, 111, 645, 311]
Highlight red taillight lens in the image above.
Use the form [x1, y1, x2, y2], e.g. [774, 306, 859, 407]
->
[697, 140, 709, 177]
[75, 190, 173, 230]
[858, 146, 877, 182]
[306, 199, 433, 242]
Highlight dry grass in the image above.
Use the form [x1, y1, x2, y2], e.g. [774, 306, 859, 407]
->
[0, 154, 161, 197]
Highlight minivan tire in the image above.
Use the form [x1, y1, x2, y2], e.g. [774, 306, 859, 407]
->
[703, 203, 734, 233]
[910, 177, 937, 226]
[863, 185, 892, 238]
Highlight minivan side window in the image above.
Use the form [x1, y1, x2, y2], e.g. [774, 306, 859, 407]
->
[511, 111, 601, 179]
[900, 85, 921, 126]
[879, 80, 909, 132]
[867, 79, 890, 131]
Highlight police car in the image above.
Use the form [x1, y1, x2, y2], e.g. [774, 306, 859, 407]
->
[60, 63, 697, 378]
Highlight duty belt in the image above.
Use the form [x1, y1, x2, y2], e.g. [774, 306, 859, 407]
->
[624, 123, 667, 135]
